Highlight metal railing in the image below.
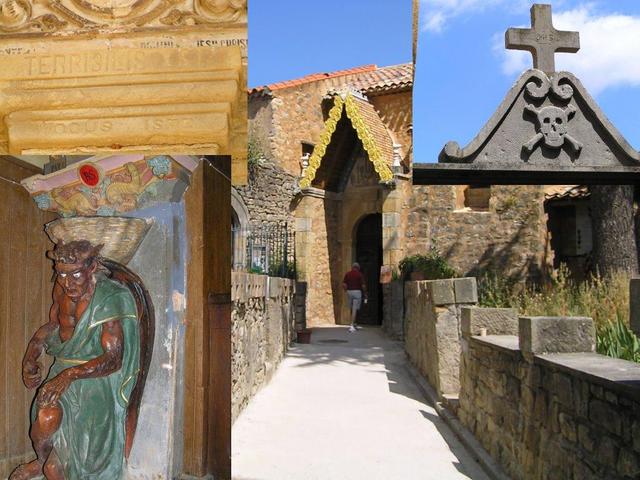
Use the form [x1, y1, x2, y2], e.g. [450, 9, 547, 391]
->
[232, 223, 296, 278]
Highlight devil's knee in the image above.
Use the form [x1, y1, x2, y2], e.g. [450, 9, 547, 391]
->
[38, 406, 62, 426]
[43, 461, 55, 477]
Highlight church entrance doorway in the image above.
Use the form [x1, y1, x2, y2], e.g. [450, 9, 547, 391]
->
[355, 213, 383, 325]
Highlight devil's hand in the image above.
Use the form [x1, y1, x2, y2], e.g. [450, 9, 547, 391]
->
[22, 358, 43, 389]
[37, 374, 71, 407]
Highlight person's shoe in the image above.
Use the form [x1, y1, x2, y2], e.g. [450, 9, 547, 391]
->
[354, 324, 363, 330]
[348, 325, 356, 333]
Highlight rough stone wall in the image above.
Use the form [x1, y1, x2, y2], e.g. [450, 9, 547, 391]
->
[235, 159, 297, 227]
[231, 273, 296, 421]
[405, 184, 551, 280]
[370, 91, 412, 168]
[459, 334, 640, 479]
[403, 278, 478, 397]
[248, 94, 274, 162]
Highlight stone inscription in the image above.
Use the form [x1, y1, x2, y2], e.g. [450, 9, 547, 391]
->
[3, 47, 231, 79]
[26, 50, 148, 77]
[43, 120, 114, 135]
[34, 116, 202, 135]
[195, 37, 247, 49]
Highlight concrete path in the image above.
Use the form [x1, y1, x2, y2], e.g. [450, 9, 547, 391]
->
[232, 326, 490, 480]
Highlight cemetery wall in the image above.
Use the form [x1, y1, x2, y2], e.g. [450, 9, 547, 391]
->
[458, 315, 640, 480]
[403, 278, 478, 398]
[405, 184, 551, 280]
[231, 273, 296, 421]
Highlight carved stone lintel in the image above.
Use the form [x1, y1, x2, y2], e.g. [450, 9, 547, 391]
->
[0, 0, 246, 34]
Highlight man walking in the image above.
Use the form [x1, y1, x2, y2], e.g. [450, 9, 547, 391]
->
[342, 262, 367, 332]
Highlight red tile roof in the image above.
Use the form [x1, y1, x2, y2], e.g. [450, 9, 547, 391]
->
[250, 63, 412, 96]
[544, 185, 590, 201]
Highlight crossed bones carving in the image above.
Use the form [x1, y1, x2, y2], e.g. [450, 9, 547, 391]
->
[524, 104, 583, 154]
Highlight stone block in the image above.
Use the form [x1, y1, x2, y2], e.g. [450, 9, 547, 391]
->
[578, 423, 596, 452]
[590, 398, 622, 437]
[596, 436, 620, 467]
[461, 306, 518, 337]
[268, 276, 282, 298]
[453, 277, 478, 304]
[559, 412, 577, 442]
[427, 279, 455, 306]
[618, 448, 640, 477]
[295, 217, 312, 232]
[382, 212, 400, 227]
[630, 277, 640, 336]
[519, 316, 595, 354]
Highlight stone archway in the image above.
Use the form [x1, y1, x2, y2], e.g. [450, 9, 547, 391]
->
[231, 188, 250, 270]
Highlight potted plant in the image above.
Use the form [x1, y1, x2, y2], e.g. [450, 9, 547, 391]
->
[296, 327, 312, 344]
[399, 247, 457, 281]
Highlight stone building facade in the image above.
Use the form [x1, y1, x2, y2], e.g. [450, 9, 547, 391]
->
[243, 63, 578, 326]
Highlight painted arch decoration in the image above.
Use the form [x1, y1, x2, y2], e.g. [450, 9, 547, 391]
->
[299, 93, 394, 189]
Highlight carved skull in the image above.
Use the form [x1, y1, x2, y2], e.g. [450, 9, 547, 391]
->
[537, 106, 571, 148]
[524, 103, 582, 155]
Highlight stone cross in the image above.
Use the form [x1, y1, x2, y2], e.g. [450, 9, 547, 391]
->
[505, 4, 580, 74]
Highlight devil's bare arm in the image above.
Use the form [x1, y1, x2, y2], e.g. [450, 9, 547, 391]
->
[38, 319, 124, 407]
[22, 285, 62, 389]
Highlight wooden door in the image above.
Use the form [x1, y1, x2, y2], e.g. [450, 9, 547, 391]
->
[355, 214, 383, 325]
[0, 157, 56, 478]
[183, 156, 232, 479]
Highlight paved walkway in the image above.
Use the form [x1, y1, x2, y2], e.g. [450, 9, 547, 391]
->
[232, 326, 489, 480]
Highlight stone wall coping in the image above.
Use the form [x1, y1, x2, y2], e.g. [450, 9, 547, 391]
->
[406, 277, 478, 306]
[519, 316, 595, 354]
[470, 335, 520, 355]
[472, 333, 640, 402]
[461, 306, 518, 337]
[231, 272, 295, 301]
[534, 352, 640, 402]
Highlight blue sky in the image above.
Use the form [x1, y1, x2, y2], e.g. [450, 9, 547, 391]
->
[416, 0, 640, 162]
[249, 0, 412, 88]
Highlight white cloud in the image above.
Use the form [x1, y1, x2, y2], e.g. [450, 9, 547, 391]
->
[496, 5, 640, 95]
[421, 0, 530, 33]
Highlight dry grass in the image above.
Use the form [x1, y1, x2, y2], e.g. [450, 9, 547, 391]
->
[477, 268, 639, 362]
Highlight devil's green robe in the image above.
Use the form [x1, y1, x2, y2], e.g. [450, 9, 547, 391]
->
[36, 275, 140, 480]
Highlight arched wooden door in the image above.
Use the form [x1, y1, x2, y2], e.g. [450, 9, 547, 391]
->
[355, 214, 382, 325]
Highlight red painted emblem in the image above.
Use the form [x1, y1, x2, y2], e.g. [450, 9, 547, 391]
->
[79, 164, 101, 187]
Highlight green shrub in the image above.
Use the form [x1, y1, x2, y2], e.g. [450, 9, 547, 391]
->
[249, 265, 265, 275]
[268, 260, 296, 279]
[399, 247, 457, 280]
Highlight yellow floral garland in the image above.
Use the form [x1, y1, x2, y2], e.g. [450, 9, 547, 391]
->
[299, 96, 345, 189]
[344, 95, 393, 182]
[299, 93, 394, 189]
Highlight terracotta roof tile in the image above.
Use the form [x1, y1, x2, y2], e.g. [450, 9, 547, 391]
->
[347, 95, 395, 169]
[249, 63, 412, 95]
[544, 185, 590, 201]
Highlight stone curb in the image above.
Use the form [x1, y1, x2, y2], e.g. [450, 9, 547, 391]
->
[404, 360, 511, 480]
